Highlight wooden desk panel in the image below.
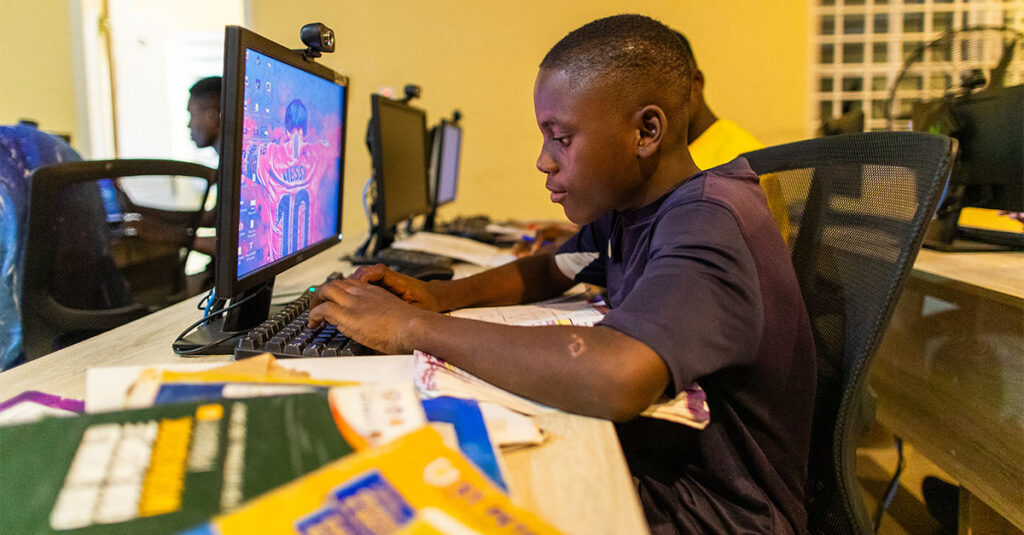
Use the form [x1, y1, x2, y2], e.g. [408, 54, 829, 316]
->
[871, 250, 1024, 531]
[0, 242, 648, 534]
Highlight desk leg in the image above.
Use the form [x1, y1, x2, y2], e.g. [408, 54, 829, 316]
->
[959, 488, 1024, 535]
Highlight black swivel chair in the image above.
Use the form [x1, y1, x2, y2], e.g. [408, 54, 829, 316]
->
[741, 132, 956, 534]
[22, 159, 216, 360]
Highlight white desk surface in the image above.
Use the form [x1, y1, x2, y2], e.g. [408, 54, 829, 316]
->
[0, 241, 648, 535]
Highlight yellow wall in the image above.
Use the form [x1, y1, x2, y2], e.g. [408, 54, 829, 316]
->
[248, 1, 811, 235]
[0, 0, 78, 142]
[0, 2, 811, 237]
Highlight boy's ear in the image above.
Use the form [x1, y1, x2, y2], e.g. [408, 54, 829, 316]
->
[636, 105, 666, 158]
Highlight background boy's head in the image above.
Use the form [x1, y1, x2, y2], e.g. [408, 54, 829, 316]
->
[534, 14, 695, 224]
[187, 76, 222, 153]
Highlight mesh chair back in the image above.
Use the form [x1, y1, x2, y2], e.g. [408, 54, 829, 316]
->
[741, 132, 955, 535]
[22, 159, 216, 360]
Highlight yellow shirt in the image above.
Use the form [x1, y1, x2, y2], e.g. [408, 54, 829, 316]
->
[690, 119, 791, 243]
[689, 119, 764, 170]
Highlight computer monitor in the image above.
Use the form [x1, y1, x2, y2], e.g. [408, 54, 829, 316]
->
[367, 94, 430, 252]
[818, 110, 865, 137]
[176, 26, 348, 352]
[432, 119, 463, 208]
[916, 84, 1023, 251]
[422, 118, 463, 231]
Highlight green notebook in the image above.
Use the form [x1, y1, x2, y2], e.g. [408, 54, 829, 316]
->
[0, 393, 352, 534]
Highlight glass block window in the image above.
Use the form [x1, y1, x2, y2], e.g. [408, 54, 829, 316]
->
[810, 0, 1022, 134]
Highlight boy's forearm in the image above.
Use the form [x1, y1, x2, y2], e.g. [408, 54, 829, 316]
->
[403, 312, 668, 421]
[428, 254, 572, 311]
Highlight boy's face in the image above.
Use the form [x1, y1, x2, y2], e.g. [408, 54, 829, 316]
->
[534, 68, 646, 225]
[187, 96, 220, 149]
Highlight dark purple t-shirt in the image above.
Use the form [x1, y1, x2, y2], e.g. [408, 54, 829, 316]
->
[556, 158, 816, 534]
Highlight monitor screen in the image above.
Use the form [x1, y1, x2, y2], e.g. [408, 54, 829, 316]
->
[369, 95, 430, 231]
[217, 26, 349, 298]
[432, 120, 462, 207]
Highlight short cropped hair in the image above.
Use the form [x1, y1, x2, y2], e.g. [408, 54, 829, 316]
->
[672, 29, 698, 70]
[540, 14, 692, 116]
[189, 76, 222, 109]
[285, 99, 308, 135]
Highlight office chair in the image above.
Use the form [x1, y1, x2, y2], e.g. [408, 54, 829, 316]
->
[21, 159, 216, 360]
[741, 131, 956, 535]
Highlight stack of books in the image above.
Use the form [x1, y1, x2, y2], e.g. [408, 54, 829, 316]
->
[0, 355, 558, 534]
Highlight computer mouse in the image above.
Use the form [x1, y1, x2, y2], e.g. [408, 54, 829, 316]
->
[403, 264, 455, 281]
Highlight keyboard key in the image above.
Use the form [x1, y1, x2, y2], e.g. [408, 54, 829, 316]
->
[264, 338, 285, 353]
[238, 336, 257, 350]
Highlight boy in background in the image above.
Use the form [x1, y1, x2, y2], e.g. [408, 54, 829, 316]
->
[187, 76, 222, 156]
[311, 14, 815, 534]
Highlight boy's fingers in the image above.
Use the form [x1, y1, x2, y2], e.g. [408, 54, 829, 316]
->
[350, 264, 389, 283]
[308, 301, 342, 327]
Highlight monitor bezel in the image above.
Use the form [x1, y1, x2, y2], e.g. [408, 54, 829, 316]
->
[216, 25, 350, 298]
[369, 94, 431, 232]
[431, 118, 462, 208]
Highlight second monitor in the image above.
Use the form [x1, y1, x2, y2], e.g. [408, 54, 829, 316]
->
[368, 94, 431, 252]
[432, 118, 463, 208]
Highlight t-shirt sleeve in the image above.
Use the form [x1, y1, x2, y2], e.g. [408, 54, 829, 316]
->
[554, 216, 610, 286]
[598, 201, 764, 394]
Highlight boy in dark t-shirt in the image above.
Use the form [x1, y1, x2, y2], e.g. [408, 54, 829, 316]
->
[309, 14, 815, 534]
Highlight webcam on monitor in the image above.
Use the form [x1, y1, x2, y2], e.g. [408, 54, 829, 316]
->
[298, 22, 335, 58]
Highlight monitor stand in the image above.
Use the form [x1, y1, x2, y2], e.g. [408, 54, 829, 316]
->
[172, 282, 274, 356]
[922, 211, 1024, 252]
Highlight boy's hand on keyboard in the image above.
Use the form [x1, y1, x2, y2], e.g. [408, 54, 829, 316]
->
[307, 276, 428, 354]
[346, 264, 445, 312]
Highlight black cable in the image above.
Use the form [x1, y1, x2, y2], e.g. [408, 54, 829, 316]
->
[172, 282, 269, 356]
[873, 436, 905, 531]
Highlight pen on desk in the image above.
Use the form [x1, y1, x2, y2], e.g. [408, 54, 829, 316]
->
[520, 235, 553, 246]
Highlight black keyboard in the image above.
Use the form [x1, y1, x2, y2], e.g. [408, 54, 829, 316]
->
[234, 288, 371, 359]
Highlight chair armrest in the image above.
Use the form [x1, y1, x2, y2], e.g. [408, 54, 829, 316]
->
[39, 295, 149, 331]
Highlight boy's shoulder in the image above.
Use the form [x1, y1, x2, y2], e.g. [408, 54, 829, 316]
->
[663, 158, 762, 210]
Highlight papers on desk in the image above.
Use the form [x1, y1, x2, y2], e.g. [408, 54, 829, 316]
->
[390, 231, 517, 266]
[415, 351, 557, 416]
[414, 350, 710, 430]
[450, 284, 608, 326]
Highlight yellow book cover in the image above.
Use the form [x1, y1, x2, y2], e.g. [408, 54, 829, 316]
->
[192, 426, 561, 534]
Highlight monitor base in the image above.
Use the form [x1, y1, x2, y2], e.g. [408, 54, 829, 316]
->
[171, 315, 245, 356]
